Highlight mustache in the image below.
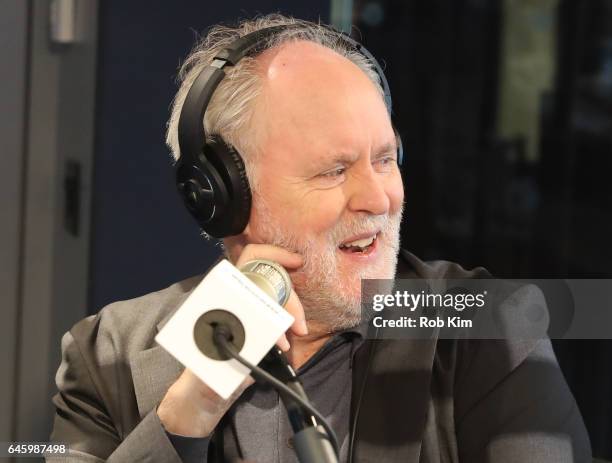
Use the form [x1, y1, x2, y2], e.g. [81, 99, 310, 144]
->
[254, 195, 403, 257]
[328, 212, 401, 246]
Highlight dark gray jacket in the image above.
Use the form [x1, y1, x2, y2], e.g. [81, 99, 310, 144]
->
[48, 250, 592, 462]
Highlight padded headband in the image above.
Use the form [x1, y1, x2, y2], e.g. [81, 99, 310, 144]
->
[177, 24, 395, 166]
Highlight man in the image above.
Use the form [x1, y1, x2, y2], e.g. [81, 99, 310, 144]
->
[49, 15, 591, 462]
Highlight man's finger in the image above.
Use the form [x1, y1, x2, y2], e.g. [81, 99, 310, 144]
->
[276, 334, 290, 351]
[236, 244, 304, 269]
[285, 289, 308, 336]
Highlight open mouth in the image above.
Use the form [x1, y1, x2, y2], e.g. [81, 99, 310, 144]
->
[338, 233, 379, 255]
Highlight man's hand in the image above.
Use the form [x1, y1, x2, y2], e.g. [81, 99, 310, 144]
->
[235, 244, 308, 349]
[157, 244, 308, 437]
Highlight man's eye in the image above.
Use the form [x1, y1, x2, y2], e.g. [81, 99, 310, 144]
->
[375, 156, 397, 169]
[321, 167, 346, 178]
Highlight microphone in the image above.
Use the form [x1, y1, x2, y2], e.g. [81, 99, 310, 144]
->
[240, 259, 292, 307]
[197, 259, 339, 463]
[192, 260, 292, 360]
[157, 256, 338, 459]
[155, 257, 295, 399]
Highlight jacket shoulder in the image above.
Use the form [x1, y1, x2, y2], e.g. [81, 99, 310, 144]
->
[397, 249, 491, 279]
[51, 275, 204, 457]
[70, 274, 203, 358]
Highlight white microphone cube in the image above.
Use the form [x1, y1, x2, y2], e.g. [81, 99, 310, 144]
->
[155, 259, 294, 399]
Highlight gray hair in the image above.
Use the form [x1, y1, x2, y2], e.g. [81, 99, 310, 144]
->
[165, 14, 385, 192]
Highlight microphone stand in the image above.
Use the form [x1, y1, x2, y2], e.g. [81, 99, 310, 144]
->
[259, 348, 339, 463]
[213, 326, 339, 463]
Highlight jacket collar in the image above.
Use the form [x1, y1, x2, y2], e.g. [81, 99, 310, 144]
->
[349, 250, 437, 462]
[350, 337, 437, 461]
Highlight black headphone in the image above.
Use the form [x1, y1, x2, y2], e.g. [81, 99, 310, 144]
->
[176, 24, 402, 238]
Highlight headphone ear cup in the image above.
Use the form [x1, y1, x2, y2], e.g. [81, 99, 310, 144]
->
[176, 155, 228, 230]
[201, 137, 252, 237]
[222, 143, 252, 235]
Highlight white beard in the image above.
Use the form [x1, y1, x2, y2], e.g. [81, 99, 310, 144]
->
[252, 196, 403, 333]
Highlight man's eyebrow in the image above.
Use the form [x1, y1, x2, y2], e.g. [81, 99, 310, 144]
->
[311, 152, 358, 170]
[372, 140, 399, 157]
[311, 139, 399, 171]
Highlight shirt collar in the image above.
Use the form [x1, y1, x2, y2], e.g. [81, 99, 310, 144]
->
[297, 320, 370, 375]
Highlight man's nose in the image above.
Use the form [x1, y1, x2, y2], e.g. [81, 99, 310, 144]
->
[346, 166, 390, 215]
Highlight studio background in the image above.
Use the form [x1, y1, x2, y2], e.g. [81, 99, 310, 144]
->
[1, 0, 610, 461]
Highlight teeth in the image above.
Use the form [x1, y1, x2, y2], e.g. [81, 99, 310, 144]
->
[341, 235, 376, 248]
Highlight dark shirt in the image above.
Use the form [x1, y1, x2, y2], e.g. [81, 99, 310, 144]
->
[166, 327, 365, 463]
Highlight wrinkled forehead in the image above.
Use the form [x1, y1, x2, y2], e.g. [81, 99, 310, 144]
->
[256, 40, 386, 113]
[251, 41, 392, 155]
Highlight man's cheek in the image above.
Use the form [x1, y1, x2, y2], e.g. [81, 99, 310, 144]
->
[301, 195, 345, 233]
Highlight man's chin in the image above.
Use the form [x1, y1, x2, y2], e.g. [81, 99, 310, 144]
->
[305, 308, 364, 334]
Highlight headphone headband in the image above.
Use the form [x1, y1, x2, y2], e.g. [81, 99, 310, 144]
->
[177, 24, 394, 166]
